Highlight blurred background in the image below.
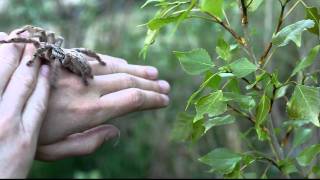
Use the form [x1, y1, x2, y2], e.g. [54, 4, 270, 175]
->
[0, 0, 319, 178]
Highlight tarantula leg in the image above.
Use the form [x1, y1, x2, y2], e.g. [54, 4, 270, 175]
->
[26, 45, 52, 66]
[49, 60, 60, 88]
[54, 36, 64, 47]
[26, 54, 40, 66]
[16, 25, 48, 42]
[0, 37, 41, 48]
[72, 48, 106, 66]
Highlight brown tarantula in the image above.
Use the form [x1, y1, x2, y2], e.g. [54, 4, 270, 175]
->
[0, 25, 106, 85]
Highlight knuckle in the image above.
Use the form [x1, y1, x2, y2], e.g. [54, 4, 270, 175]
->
[128, 88, 144, 108]
[18, 136, 33, 150]
[108, 62, 118, 73]
[0, 120, 16, 139]
[32, 101, 47, 113]
[123, 74, 136, 88]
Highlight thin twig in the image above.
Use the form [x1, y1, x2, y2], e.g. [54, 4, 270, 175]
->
[228, 104, 256, 124]
[259, 0, 289, 67]
[205, 12, 246, 46]
[239, 0, 258, 64]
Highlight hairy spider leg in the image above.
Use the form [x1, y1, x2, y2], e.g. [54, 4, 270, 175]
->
[0, 38, 41, 48]
[16, 25, 47, 42]
[72, 48, 106, 66]
[63, 54, 89, 85]
[54, 36, 64, 48]
[27, 44, 53, 66]
[47, 31, 56, 44]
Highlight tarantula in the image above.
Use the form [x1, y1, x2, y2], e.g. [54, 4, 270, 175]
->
[0, 25, 106, 85]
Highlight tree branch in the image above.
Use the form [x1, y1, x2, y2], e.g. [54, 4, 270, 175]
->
[205, 12, 246, 46]
[259, 0, 290, 67]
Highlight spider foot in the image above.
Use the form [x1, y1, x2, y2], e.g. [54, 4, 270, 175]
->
[26, 60, 34, 66]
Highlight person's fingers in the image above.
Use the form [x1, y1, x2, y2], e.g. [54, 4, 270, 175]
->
[90, 60, 159, 80]
[94, 73, 170, 95]
[0, 30, 27, 96]
[0, 32, 8, 40]
[99, 88, 169, 120]
[22, 65, 50, 135]
[36, 125, 119, 161]
[0, 44, 40, 115]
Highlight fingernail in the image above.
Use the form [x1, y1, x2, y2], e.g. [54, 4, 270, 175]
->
[161, 95, 170, 106]
[158, 80, 170, 93]
[146, 67, 158, 79]
[40, 65, 50, 77]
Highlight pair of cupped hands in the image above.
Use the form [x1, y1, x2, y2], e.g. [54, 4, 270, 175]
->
[0, 29, 170, 178]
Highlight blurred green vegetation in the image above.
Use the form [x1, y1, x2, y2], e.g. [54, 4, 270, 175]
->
[0, 0, 319, 178]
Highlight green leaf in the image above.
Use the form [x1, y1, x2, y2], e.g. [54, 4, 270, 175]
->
[173, 0, 196, 34]
[256, 95, 271, 127]
[205, 72, 222, 90]
[204, 115, 235, 133]
[246, 71, 268, 90]
[305, 7, 320, 36]
[224, 92, 256, 111]
[282, 120, 310, 128]
[170, 112, 193, 142]
[185, 72, 220, 110]
[199, 148, 242, 174]
[147, 16, 180, 30]
[292, 128, 312, 149]
[279, 159, 298, 175]
[256, 126, 269, 141]
[246, 0, 263, 12]
[226, 78, 241, 94]
[274, 85, 289, 99]
[272, 19, 315, 47]
[174, 48, 214, 75]
[200, 0, 224, 19]
[191, 119, 205, 142]
[297, 144, 320, 167]
[229, 58, 257, 78]
[141, 0, 165, 8]
[216, 38, 231, 61]
[291, 45, 320, 77]
[287, 85, 320, 127]
[194, 90, 227, 122]
[140, 29, 159, 59]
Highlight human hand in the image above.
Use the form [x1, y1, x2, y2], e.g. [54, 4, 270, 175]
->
[35, 49, 170, 160]
[0, 31, 50, 178]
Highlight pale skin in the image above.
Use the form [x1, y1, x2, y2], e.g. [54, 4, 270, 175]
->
[0, 29, 170, 177]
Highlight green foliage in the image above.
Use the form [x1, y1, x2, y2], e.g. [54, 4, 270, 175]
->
[200, 0, 224, 19]
[297, 144, 320, 167]
[174, 48, 214, 75]
[287, 85, 320, 127]
[272, 19, 315, 47]
[142, 0, 320, 178]
[229, 58, 257, 78]
[198, 148, 242, 174]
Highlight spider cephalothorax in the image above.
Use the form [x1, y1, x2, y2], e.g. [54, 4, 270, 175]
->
[0, 25, 106, 85]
